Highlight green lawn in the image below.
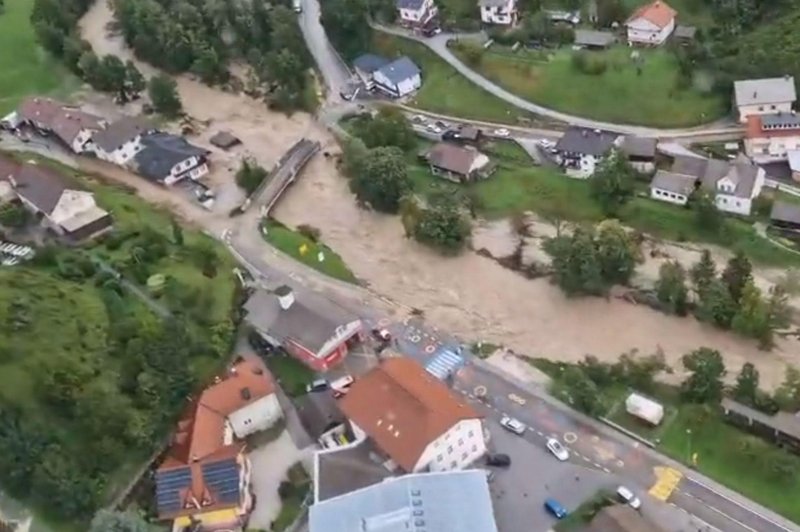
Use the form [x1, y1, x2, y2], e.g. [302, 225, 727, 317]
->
[0, 0, 81, 115]
[265, 354, 316, 397]
[261, 219, 357, 283]
[453, 45, 725, 127]
[371, 34, 536, 125]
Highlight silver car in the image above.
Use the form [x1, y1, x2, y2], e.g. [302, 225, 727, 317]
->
[500, 416, 526, 435]
[546, 437, 569, 461]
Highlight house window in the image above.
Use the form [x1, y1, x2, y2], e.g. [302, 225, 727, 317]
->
[771, 105, 777, 110]
[468, 430, 474, 437]
[437, 455, 443, 462]
[458, 438, 464, 446]
[461, 452, 468, 460]
[472, 444, 478, 452]
[450, 461, 457, 469]
[447, 446, 454, 454]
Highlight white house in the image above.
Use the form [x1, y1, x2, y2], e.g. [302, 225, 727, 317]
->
[734, 77, 797, 123]
[352, 54, 390, 90]
[372, 57, 422, 99]
[711, 163, 765, 216]
[338, 358, 486, 473]
[200, 357, 282, 439]
[479, 0, 517, 25]
[649, 170, 696, 205]
[7, 162, 113, 241]
[744, 113, 800, 162]
[396, 0, 438, 27]
[625, 1, 676, 46]
[554, 126, 619, 178]
[132, 132, 209, 185]
[90, 116, 155, 165]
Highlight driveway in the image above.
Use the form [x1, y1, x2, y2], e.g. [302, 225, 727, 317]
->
[248, 430, 314, 530]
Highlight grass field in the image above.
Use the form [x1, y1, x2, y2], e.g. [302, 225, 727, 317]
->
[265, 354, 315, 397]
[371, 34, 535, 125]
[0, 0, 81, 115]
[453, 45, 725, 127]
[261, 219, 357, 283]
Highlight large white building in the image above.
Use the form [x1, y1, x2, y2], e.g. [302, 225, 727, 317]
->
[625, 0, 676, 46]
[396, 0, 438, 27]
[90, 116, 155, 166]
[338, 358, 486, 473]
[479, 0, 517, 25]
[372, 57, 422, 99]
[744, 112, 800, 162]
[554, 126, 619, 178]
[734, 77, 797, 124]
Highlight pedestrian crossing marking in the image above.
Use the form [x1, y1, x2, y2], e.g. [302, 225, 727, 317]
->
[649, 466, 683, 501]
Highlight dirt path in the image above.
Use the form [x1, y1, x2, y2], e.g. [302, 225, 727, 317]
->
[79, 1, 798, 390]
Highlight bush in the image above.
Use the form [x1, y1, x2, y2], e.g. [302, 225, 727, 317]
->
[278, 480, 295, 500]
[297, 224, 321, 242]
[571, 51, 607, 75]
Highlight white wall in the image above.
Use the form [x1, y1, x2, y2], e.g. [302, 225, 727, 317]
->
[627, 18, 674, 45]
[72, 128, 96, 153]
[399, 0, 433, 22]
[745, 135, 800, 160]
[480, 1, 515, 24]
[96, 137, 145, 166]
[162, 157, 208, 186]
[650, 187, 689, 205]
[738, 102, 794, 123]
[564, 154, 597, 178]
[50, 190, 97, 225]
[715, 195, 752, 216]
[228, 394, 283, 439]
[317, 319, 362, 360]
[414, 419, 486, 473]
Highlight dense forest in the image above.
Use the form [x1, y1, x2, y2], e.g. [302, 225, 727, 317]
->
[31, 0, 314, 110]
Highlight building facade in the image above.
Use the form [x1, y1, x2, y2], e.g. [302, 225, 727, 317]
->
[625, 1, 676, 46]
[479, 0, 517, 25]
[745, 113, 800, 161]
[396, 0, 438, 27]
[734, 77, 797, 123]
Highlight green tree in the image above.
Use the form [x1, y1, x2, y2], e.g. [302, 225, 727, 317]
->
[561, 366, 604, 416]
[235, 158, 268, 195]
[615, 349, 669, 393]
[774, 366, 800, 412]
[98, 54, 129, 99]
[148, 74, 183, 117]
[412, 197, 471, 254]
[341, 137, 369, 177]
[594, 220, 638, 286]
[722, 251, 753, 303]
[733, 362, 760, 406]
[545, 228, 605, 296]
[695, 278, 737, 328]
[171, 219, 184, 246]
[90, 509, 154, 532]
[320, 0, 371, 60]
[656, 261, 689, 315]
[692, 190, 723, 233]
[125, 60, 146, 97]
[731, 280, 772, 347]
[690, 249, 716, 295]
[459, 41, 484, 67]
[350, 146, 411, 213]
[681, 347, 726, 403]
[78, 50, 102, 87]
[590, 150, 636, 216]
[191, 45, 226, 84]
[357, 108, 417, 151]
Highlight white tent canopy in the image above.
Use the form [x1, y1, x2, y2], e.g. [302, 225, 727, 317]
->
[625, 392, 664, 425]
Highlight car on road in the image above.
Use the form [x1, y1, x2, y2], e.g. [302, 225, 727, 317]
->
[485, 453, 511, 467]
[544, 498, 568, 519]
[493, 128, 510, 138]
[411, 114, 427, 124]
[372, 328, 391, 341]
[331, 375, 355, 398]
[546, 437, 569, 461]
[617, 486, 642, 509]
[306, 379, 329, 393]
[538, 138, 554, 148]
[426, 124, 443, 135]
[500, 416, 526, 435]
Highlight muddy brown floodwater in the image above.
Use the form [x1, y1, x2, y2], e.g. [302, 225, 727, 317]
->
[80, 0, 798, 390]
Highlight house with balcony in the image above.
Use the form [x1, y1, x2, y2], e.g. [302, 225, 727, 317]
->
[90, 116, 155, 166]
[396, 0, 438, 28]
[132, 132, 209, 185]
[337, 358, 486, 473]
[744, 112, 800, 162]
[734, 77, 796, 124]
[554, 126, 619, 178]
[479, 0, 517, 25]
[244, 286, 364, 372]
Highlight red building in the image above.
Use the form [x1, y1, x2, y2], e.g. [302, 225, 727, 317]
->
[244, 286, 364, 372]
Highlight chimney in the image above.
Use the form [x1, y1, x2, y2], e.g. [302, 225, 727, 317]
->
[275, 285, 295, 310]
[241, 387, 251, 400]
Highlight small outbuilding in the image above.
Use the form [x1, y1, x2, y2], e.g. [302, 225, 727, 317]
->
[625, 393, 664, 425]
[209, 131, 242, 150]
[574, 30, 616, 50]
[770, 201, 800, 234]
[673, 25, 697, 44]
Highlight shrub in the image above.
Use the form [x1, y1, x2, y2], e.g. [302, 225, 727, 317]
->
[297, 224, 321, 242]
[571, 51, 607, 75]
[278, 481, 294, 500]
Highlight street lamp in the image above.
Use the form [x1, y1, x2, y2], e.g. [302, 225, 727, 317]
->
[686, 428, 693, 463]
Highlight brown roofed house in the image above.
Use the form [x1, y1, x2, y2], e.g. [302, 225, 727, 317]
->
[625, 0, 677, 46]
[16, 97, 105, 152]
[338, 357, 486, 472]
[424, 142, 494, 183]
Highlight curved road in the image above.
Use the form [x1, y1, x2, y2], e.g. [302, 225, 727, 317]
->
[372, 23, 739, 137]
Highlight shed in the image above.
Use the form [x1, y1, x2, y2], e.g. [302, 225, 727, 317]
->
[673, 25, 697, 42]
[574, 30, 616, 49]
[770, 201, 800, 232]
[209, 131, 241, 150]
[625, 393, 664, 425]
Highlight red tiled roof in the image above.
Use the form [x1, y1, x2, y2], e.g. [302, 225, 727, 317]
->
[626, 0, 676, 29]
[746, 114, 800, 139]
[338, 358, 481, 472]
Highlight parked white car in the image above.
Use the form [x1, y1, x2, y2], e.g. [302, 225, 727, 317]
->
[493, 128, 510, 138]
[500, 416, 526, 435]
[546, 437, 569, 461]
[538, 138, 554, 148]
[617, 486, 642, 509]
[426, 124, 443, 134]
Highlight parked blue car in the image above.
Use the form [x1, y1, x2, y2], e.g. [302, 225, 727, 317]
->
[544, 498, 568, 519]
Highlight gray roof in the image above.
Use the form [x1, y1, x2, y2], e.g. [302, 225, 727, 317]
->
[244, 288, 359, 354]
[674, 25, 697, 39]
[734, 77, 797, 107]
[761, 112, 800, 129]
[296, 392, 346, 439]
[353, 54, 390, 74]
[315, 441, 392, 502]
[650, 170, 697, 196]
[309, 470, 499, 532]
[10, 163, 83, 214]
[209, 131, 241, 149]
[92, 116, 153, 152]
[574, 30, 616, 48]
[771, 201, 800, 226]
[376, 57, 421, 86]
[670, 156, 760, 199]
[133, 132, 207, 181]
[718, 163, 761, 199]
[555, 127, 618, 156]
[396, 0, 425, 9]
[479, 0, 508, 7]
[621, 136, 657, 159]
[721, 397, 800, 442]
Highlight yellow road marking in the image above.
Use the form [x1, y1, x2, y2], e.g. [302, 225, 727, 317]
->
[649, 466, 683, 501]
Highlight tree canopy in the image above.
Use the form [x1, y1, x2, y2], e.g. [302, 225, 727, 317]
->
[349, 146, 411, 213]
[681, 347, 726, 404]
[590, 149, 636, 217]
